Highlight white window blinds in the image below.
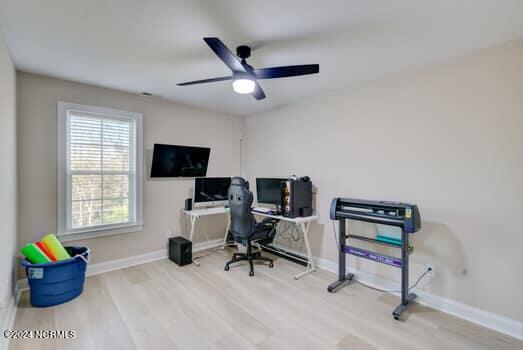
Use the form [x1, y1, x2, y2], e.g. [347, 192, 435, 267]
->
[68, 112, 135, 229]
[58, 102, 143, 238]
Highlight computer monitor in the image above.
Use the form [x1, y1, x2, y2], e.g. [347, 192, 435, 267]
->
[193, 177, 231, 208]
[256, 178, 286, 207]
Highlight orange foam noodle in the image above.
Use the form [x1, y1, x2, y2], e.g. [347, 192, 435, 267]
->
[36, 241, 57, 261]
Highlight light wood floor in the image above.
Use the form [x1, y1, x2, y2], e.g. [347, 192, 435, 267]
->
[11, 249, 522, 350]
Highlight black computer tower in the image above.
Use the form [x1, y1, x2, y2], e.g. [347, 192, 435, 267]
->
[169, 236, 192, 266]
[281, 180, 312, 218]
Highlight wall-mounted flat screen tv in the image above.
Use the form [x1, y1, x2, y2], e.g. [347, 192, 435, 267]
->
[150, 144, 211, 177]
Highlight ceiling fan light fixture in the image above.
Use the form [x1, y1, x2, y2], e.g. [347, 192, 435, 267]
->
[232, 78, 255, 94]
[177, 37, 319, 100]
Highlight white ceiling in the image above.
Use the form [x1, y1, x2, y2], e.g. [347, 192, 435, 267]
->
[1, 0, 522, 116]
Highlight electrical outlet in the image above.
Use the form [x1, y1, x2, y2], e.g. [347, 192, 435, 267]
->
[425, 264, 435, 278]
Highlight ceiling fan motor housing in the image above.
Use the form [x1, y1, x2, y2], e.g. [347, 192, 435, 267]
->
[236, 45, 251, 59]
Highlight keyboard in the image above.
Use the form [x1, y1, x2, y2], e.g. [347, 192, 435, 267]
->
[252, 207, 281, 215]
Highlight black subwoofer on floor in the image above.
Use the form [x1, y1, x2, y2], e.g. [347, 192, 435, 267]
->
[169, 236, 192, 266]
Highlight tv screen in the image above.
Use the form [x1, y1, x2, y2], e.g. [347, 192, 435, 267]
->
[150, 144, 211, 177]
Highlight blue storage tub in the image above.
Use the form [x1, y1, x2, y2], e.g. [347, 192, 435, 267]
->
[20, 246, 90, 307]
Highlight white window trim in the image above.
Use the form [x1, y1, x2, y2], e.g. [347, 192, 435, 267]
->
[57, 101, 144, 242]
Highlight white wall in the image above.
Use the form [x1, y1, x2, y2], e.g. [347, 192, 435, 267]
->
[242, 38, 523, 322]
[17, 72, 242, 265]
[0, 31, 17, 321]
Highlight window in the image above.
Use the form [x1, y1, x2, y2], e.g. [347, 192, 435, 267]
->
[58, 102, 143, 240]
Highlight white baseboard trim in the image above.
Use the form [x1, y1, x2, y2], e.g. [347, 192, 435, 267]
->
[191, 239, 225, 253]
[413, 288, 523, 341]
[314, 256, 523, 340]
[14, 239, 225, 293]
[0, 294, 18, 350]
[86, 238, 224, 277]
[13, 240, 522, 340]
[86, 248, 167, 277]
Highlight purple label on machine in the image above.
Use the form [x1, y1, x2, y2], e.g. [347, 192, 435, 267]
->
[343, 246, 402, 268]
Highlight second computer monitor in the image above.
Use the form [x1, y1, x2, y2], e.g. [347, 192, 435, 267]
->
[256, 178, 286, 207]
[194, 177, 231, 208]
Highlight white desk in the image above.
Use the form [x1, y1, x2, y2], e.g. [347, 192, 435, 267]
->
[252, 211, 319, 280]
[183, 207, 230, 247]
[183, 207, 319, 279]
[182, 207, 230, 267]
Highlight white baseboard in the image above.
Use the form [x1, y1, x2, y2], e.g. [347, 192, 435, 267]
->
[87, 238, 223, 276]
[13, 240, 522, 341]
[413, 288, 523, 341]
[0, 294, 18, 350]
[191, 239, 225, 253]
[86, 248, 167, 277]
[14, 239, 225, 293]
[314, 256, 523, 340]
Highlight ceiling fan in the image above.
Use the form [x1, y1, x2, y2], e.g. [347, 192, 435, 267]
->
[177, 37, 319, 100]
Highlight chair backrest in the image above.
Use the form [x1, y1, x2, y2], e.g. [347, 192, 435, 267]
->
[228, 177, 256, 240]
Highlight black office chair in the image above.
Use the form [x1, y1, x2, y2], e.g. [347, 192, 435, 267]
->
[224, 177, 279, 276]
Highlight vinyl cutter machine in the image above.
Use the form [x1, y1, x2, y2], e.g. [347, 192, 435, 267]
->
[327, 197, 421, 319]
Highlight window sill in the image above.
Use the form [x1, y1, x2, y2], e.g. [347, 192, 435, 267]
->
[58, 223, 144, 242]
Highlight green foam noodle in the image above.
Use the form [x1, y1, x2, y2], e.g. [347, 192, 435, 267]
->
[21, 243, 52, 264]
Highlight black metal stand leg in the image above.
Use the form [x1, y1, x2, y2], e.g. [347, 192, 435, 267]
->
[392, 293, 417, 320]
[392, 230, 417, 320]
[328, 219, 354, 293]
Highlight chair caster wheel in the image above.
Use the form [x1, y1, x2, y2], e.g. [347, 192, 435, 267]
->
[269, 262, 274, 268]
[249, 271, 254, 277]
[224, 265, 230, 271]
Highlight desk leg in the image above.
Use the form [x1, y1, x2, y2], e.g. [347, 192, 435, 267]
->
[222, 212, 231, 249]
[293, 221, 316, 280]
[188, 215, 200, 267]
[189, 215, 198, 242]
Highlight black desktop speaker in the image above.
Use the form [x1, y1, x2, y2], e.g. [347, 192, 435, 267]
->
[169, 236, 192, 266]
[185, 198, 192, 211]
[281, 179, 313, 218]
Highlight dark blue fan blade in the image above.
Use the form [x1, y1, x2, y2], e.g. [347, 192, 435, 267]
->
[254, 64, 319, 79]
[252, 82, 266, 100]
[203, 37, 246, 73]
[177, 76, 232, 86]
